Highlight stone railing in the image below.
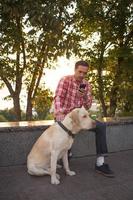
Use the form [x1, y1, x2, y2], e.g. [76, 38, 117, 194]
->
[0, 118, 133, 167]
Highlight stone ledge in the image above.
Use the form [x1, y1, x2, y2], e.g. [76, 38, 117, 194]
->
[0, 118, 133, 167]
[0, 118, 133, 131]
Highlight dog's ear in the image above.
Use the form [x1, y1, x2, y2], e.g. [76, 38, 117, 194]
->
[70, 109, 80, 128]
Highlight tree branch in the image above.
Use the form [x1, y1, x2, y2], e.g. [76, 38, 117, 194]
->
[1, 75, 14, 96]
[124, 29, 133, 46]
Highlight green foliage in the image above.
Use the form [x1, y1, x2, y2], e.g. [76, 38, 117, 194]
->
[33, 87, 54, 120]
[0, 114, 8, 122]
[0, 0, 76, 120]
[0, 108, 17, 121]
[0, 108, 26, 121]
[0, 0, 133, 119]
[74, 0, 133, 116]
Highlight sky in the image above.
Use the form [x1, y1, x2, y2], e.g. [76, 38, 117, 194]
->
[44, 56, 76, 92]
[0, 56, 77, 110]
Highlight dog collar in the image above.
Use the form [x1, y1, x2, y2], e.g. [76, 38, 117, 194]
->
[57, 121, 75, 138]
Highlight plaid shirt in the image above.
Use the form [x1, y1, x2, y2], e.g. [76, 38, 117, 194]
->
[54, 75, 92, 121]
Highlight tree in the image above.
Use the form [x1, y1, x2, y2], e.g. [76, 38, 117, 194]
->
[0, 0, 26, 120]
[0, 0, 75, 120]
[74, 0, 133, 116]
[107, 0, 133, 116]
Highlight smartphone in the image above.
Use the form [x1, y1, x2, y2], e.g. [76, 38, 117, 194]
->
[79, 83, 86, 93]
[79, 83, 86, 89]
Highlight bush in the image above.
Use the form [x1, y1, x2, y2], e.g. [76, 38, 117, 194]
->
[0, 114, 8, 122]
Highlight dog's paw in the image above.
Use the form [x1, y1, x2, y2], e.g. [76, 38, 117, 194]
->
[56, 173, 60, 180]
[51, 177, 60, 185]
[66, 170, 76, 176]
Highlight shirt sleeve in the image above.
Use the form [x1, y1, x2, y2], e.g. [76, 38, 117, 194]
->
[54, 77, 68, 114]
[82, 82, 93, 110]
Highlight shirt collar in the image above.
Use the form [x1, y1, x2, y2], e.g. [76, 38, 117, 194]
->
[72, 75, 85, 85]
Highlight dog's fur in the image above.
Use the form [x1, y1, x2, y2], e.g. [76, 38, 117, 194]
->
[27, 106, 96, 184]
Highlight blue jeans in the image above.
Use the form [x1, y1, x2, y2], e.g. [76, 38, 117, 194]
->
[90, 120, 108, 155]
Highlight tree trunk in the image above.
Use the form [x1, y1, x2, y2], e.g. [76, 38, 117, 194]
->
[26, 59, 45, 121]
[97, 71, 108, 117]
[97, 41, 108, 117]
[109, 57, 124, 116]
[26, 95, 33, 121]
[12, 94, 21, 121]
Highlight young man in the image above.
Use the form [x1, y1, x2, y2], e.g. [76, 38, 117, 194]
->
[53, 60, 114, 177]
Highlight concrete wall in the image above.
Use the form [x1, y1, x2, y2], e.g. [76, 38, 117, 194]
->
[0, 120, 133, 167]
[0, 126, 48, 167]
[72, 122, 133, 157]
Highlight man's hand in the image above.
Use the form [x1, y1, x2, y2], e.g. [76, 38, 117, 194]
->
[78, 88, 86, 96]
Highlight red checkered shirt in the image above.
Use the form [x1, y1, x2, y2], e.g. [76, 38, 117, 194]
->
[54, 75, 93, 121]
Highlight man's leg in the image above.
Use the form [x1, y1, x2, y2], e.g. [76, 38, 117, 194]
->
[95, 120, 108, 155]
[92, 120, 114, 177]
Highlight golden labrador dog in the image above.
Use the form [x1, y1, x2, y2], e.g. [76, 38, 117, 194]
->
[27, 107, 96, 185]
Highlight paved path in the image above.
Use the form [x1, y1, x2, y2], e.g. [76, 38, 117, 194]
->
[0, 150, 133, 200]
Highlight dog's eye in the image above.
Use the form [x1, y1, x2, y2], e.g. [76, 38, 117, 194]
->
[83, 115, 87, 118]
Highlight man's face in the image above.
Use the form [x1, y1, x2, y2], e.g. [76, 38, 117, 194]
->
[74, 65, 88, 81]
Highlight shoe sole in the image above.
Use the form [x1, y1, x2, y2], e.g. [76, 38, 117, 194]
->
[95, 169, 115, 178]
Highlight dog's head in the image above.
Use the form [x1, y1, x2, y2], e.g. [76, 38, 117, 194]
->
[68, 106, 96, 133]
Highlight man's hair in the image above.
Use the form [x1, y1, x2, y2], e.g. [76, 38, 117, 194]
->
[75, 60, 89, 69]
